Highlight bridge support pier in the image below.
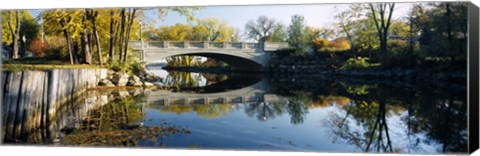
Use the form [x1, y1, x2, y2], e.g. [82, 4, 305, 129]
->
[184, 98, 190, 105]
[222, 97, 228, 104]
[163, 99, 169, 106]
[203, 98, 209, 104]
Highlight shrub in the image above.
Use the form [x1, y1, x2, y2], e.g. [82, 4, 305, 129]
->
[329, 37, 351, 51]
[387, 40, 408, 56]
[44, 36, 68, 59]
[106, 61, 128, 72]
[28, 39, 45, 57]
[340, 57, 372, 70]
[106, 57, 147, 76]
[129, 60, 146, 76]
[312, 38, 330, 50]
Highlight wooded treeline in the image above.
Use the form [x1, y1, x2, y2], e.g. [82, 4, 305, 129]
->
[240, 2, 468, 68]
[1, 7, 200, 66]
[1, 2, 468, 69]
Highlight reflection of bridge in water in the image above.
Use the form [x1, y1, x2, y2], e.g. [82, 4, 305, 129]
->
[145, 80, 287, 106]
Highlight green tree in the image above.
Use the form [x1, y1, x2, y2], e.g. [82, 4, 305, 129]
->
[352, 17, 379, 57]
[158, 7, 203, 23]
[19, 16, 40, 43]
[1, 11, 38, 58]
[335, 4, 365, 57]
[195, 18, 237, 42]
[306, 26, 332, 52]
[369, 3, 396, 56]
[266, 23, 287, 42]
[420, 2, 467, 59]
[43, 9, 83, 64]
[245, 16, 277, 43]
[191, 24, 209, 41]
[13, 7, 200, 67]
[287, 15, 309, 56]
[157, 24, 193, 41]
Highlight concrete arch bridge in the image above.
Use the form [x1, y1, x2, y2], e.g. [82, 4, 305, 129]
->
[129, 41, 289, 72]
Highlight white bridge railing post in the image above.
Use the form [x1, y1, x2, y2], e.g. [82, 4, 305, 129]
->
[184, 41, 189, 48]
[163, 41, 168, 48]
[141, 41, 146, 61]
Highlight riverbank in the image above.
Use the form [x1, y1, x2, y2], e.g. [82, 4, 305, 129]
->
[2, 64, 99, 71]
[268, 55, 467, 85]
[96, 70, 159, 88]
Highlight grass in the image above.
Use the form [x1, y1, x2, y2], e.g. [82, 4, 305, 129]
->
[2, 57, 100, 71]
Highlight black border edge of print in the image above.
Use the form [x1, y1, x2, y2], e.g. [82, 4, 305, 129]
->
[468, 1, 479, 154]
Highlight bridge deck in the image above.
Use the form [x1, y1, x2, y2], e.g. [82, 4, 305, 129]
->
[129, 41, 289, 51]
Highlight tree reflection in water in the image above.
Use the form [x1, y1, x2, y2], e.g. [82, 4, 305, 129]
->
[286, 91, 311, 125]
[159, 104, 233, 119]
[364, 100, 393, 152]
[61, 95, 191, 147]
[323, 83, 467, 153]
[244, 91, 310, 124]
[142, 74, 467, 153]
[162, 71, 229, 90]
[163, 71, 205, 89]
[245, 102, 284, 121]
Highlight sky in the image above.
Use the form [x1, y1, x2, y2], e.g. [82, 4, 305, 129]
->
[148, 3, 414, 27]
[143, 3, 414, 39]
[29, 2, 416, 41]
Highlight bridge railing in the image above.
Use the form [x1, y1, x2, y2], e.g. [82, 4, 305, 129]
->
[131, 41, 260, 50]
[129, 41, 144, 49]
[264, 42, 289, 51]
[129, 41, 289, 52]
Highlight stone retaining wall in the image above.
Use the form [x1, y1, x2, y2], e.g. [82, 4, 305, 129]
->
[1, 68, 107, 142]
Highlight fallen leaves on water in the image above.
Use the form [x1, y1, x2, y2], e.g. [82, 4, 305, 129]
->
[61, 126, 191, 147]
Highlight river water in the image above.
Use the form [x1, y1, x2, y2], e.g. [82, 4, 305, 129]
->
[2, 66, 468, 154]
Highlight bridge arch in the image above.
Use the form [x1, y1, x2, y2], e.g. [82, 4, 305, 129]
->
[129, 41, 290, 72]
[145, 51, 266, 72]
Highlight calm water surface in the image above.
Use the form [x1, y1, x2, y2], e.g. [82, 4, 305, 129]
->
[2, 67, 468, 154]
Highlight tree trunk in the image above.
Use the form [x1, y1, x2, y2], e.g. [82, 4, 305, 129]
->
[89, 10, 103, 66]
[368, 45, 372, 58]
[118, 9, 126, 61]
[89, 33, 94, 56]
[60, 19, 74, 64]
[382, 30, 388, 56]
[81, 32, 92, 64]
[109, 10, 117, 61]
[123, 8, 137, 63]
[73, 42, 81, 63]
[445, 4, 454, 60]
[342, 26, 356, 58]
[369, 3, 395, 58]
[7, 11, 21, 59]
[81, 11, 92, 64]
[115, 18, 122, 60]
[40, 15, 45, 43]
[408, 14, 414, 66]
[94, 27, 103, 66]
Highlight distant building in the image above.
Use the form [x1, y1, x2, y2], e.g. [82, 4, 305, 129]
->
[388, 35, 420, 43]
[2, 45, 11, 61]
